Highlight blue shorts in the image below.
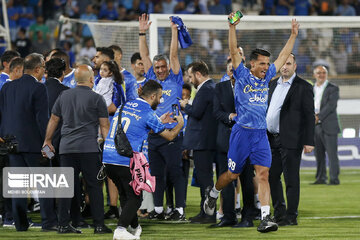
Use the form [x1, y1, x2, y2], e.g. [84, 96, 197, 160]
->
[227, 124, 271, 174]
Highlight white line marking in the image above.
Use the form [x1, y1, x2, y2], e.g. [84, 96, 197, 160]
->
[302, 216, 360, 220]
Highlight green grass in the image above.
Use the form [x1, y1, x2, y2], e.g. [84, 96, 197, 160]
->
[1, 168, 360, 239]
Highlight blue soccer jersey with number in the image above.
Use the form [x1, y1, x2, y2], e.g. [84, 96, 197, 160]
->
[62, 69, 77, 88]
[102, 98, 165, 166]
[144, 66, 183, 128]
[233, 62, 276, 129]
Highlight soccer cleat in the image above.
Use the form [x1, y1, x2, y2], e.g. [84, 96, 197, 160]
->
[147, 210, 165, 220]
[203, 186, 217, 216]
[113, 227, 137, 240]
[167, 209, 186, 221]
[257, 215, 278, 233]
[128, 225, 142, 239]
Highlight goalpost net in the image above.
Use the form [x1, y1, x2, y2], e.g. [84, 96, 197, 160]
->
[63, 14, 360, 135]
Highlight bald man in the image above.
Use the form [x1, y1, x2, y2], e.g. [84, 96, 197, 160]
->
[43, 65, 112, 234]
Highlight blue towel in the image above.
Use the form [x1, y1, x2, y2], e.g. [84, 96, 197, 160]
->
[170, 16, 193, 49]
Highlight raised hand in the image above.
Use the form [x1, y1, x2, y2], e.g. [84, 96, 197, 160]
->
[291, 19, 299, 36]
[139, 13, 152, 33]
[169, 17, 178, 30]
[228, 12, 241, 27]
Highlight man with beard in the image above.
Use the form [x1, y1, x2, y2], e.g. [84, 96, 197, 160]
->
[102, 80, 184, 240]
[179, 61, 217, 224]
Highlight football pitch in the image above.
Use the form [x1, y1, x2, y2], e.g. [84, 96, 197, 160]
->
[0, 168, 359, 240]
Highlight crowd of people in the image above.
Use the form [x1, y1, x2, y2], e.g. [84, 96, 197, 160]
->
[0, 10, 341, 240]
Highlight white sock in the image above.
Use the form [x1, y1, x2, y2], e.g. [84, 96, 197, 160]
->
[235, 193, 241, 209]
[175, 207, 184, 215]
[154, 206, 163, 214]
[261, 206, 270, 220]
[210, 186, 221, 198]
[165, 207, 173, 214]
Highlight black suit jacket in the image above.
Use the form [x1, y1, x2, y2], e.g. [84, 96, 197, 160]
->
[213, 80, 235, 153]
[268, 75, 315, 149]
[0, 74, 49, 152]
[317, 82, 340, 135]
[183, 79, 217, 150]
[45, 77, 69, 149]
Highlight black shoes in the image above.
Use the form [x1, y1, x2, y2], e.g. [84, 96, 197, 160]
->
[257, 215, 278, 233]
[42, 225, 58, 232]
[328, 179, 340, 185]
[94, 224, 112, 234]
[147, 211, 165, 220]
[190, 214, 216, 224]
[311, 179, 327, 185]
[203, 186, 218, 216]
[72, 220, 91, 229]
[167, 209, 186, 221]
[232, 219, 254, 228]
[277, 218, 298, 226]
[210, 218, 237, 228]
[58, 224, 82, 234]
[104, 206, 119, 219]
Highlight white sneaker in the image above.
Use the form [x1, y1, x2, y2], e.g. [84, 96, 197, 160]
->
[128, 225, 142, 239]
[113, 227, 137, 240]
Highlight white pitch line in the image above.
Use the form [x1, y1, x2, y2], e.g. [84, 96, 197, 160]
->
[302, 216, 360, 220]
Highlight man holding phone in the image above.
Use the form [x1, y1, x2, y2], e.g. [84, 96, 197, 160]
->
[204, 12, 299, 233]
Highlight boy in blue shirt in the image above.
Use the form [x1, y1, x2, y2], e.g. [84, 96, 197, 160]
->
[204, 12, 299, 233]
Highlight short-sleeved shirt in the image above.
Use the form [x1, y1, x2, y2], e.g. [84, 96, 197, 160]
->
[144, 66, 183, 128]
[0, 73, 10, 90]
[52, 85, 108, 154]
[102, 98, 165, 166]
[233, 62, 276, 129]
[62, 69, 76, 88]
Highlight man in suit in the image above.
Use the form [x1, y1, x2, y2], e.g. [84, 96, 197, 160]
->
[180, 61, 217, 224]
[0, 53, 58, 231]
[313, 65, 340, 185]
[266, 54, 315, 226]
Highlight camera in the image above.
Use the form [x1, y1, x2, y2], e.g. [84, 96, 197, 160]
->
[0, 135, 19, 155]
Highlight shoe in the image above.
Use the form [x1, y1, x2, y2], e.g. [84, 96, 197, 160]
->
[3, 218, 14, 227]
[94, 224, 112, 234]
[311, 180, 327, 185]
[0, 215, 3, 226]
[72, 220, 91, 228]
[189, 212, 202, 221]
[164, 207, 174, 220]
[147, 210, 165, 220]
[28, 218, 42, 228]
[105, 206, 120, 219]
[58, 224, 82, 234]
[167, 209, 186, 221]
[216, 211, 224, 220]
[209, 218, 237, 228]
[203, 186, 217, 216]
[253, 208, 261, 220]
[27, 201, 40, 213]
[190, 214, 216, 224]
[328, 179, 340, 185]
[113, 227, 137, 240]
[277, 218, 298, 226]
[232, 219, 254, 228]
[235, 208, 242, 219]
[128, 225, 142, 239]
[42, 225, 58, 232]
[257, 215, 278, 233]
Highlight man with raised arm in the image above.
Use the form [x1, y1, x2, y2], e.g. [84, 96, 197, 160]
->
[203, 12, 299, 233]
[138, 14, 186, 220]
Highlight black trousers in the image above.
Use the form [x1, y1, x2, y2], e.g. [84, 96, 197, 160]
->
[8, 153, 57, 231]
[239, 160, 256, 220]
[0, 154, 12, 220]
[105, 164, 142, 228]
[268, 134, 302, 220]
[59, 153, 104, 227]
[215, 152, 236, 221]
[148, 134, 186, 208]
[193, 150, 216, 216]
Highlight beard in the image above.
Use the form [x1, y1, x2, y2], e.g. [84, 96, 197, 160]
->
[151, 99, 159, 110]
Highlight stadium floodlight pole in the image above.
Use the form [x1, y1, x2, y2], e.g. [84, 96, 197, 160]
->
[149, 14, 159, 61]
[0, 0, 11, 50]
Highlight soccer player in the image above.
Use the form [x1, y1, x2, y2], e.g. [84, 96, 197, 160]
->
[130, 52, 146, 89]
[203, 12, 299, 233]
[0, 50, 20, 89]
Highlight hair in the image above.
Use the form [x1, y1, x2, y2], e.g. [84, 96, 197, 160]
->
[140, 80, 163, 98]
[187, 60, 209, 77]
[101, 60, 123, 85]
[96, 47, 114, 60]
[249, 48, 271, 61]
[131, 52, 141, 64]
[226, 58, 232, 65]
[1, 50, 20, 68]
[51, 50, 70, 67]
[290, 53, 296, 63]
[313, 65, 328, 74]
[109, 45, 122, 55]
[9, 57, 24, 72]
[24, 53, 44, 71]
[75, 56, 92, 67]
[182, 82, 192, 94]
[19, 27, 26, 34]
[46, 58, 66, 78]
[152, 54, 169, 65]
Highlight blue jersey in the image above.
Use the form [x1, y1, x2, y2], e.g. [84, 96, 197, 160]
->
[233, 62, 276, 129]
[136, 78, 146, 89]
[145, 66, 183, 128]
[0, 73, 9, 90]
[102, 98, 165, 166]
[62, 69, 76, 88]
[121, 69, 138, 101]
[220, 73, 230, 82]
